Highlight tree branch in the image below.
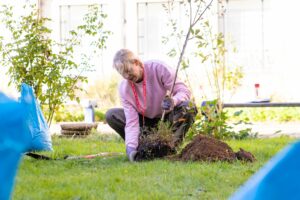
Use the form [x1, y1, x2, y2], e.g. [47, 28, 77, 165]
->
[170, 0, 215, 94]
[191, 0, 214, 27]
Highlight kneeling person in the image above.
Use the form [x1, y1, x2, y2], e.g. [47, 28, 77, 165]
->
[105, 49, 197, 161]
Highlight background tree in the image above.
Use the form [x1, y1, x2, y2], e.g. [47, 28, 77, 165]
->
[162, 0, 214, 97]
[163, 0, 252, 139]
[0, 4, 111, 125]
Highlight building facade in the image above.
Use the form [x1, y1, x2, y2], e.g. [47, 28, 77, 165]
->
[1, 0, 300, 102]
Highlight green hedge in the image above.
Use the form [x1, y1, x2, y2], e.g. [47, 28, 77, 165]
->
[54, 109, 106, 122]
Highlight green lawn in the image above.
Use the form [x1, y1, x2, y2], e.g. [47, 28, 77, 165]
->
[13, 134, 296, 200]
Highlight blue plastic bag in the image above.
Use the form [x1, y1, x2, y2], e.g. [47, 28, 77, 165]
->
[20, 83, 52, 151]
[0, 92, 31, 200]
[230, 141, 300, 200]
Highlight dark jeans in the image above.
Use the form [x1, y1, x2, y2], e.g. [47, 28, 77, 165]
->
[105, 101, 198, 146]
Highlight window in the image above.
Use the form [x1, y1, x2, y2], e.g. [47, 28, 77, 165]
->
[57, 2, 112, 79]
[137, 1, 187, 63]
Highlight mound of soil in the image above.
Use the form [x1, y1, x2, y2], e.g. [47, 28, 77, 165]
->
[235, 148, 256, 162]
[178, 134, 255, 162]
[179, 134, 236, 162]
[135, 134, 176, 161]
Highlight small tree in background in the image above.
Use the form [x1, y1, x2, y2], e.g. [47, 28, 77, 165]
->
[0, 4, 111, 125]
[162, 0, 214, 98]
[162, 0, 252, 139]
[193, 27, 248, 139]
[193, 21, 244, 105]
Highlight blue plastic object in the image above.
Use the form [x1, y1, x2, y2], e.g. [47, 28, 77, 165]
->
[20, 83, 52, 151]
[0, 92, 31, 200]
[230, 140, 300, 200]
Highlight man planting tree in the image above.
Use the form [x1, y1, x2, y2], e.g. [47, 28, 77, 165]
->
[105, 49, 197, 162]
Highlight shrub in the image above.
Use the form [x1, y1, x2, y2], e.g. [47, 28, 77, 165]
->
[187, 100, 257, 140]
[95, 109, 106, 122]
[54, 109, 84, 122]
[0, 4, 111, 125]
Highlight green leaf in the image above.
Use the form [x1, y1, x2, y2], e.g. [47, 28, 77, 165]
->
[0, 3, 111, 126]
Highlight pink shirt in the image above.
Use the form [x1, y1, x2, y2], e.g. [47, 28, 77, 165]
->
[119, 60, 191, 149]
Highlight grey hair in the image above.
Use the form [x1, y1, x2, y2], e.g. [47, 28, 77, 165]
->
[113, 49, 138, 75]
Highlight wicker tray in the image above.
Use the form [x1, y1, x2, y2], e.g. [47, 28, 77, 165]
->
[60, 122, 98, 131]
[60, 122, 98, 136]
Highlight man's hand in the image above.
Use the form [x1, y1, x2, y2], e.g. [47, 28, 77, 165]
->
[161, 96, 174, 112]
[126, 146, 138, 162]
[128, 150, 138, 162]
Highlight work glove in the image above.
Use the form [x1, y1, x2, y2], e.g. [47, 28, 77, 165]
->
[126, 146, 138, 162]
[161, 96, 174, 112]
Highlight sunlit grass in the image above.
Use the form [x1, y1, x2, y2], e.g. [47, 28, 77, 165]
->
[226, 107, 300, 122]
[13, 134, 296, 200]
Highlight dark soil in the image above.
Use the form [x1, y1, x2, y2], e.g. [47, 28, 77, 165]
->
[177, 134, 255, 162]
[235, 148, 256, 162]
[135, 132, 255, 162]
[135, 133, 176, 161]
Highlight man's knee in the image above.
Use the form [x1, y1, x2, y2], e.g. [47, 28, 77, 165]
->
[105, 109, 114, 124]
[105, 108, 126, 140]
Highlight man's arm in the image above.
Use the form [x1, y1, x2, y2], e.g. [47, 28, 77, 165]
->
[159, 63, 191, 106]
[120, 93, 140, 160]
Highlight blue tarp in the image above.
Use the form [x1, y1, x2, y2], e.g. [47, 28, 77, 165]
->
[0, 93, 31, 200]
[0, 83, 53, 199]
[20, 83, 52, 151]
[230, 140, 300, 200]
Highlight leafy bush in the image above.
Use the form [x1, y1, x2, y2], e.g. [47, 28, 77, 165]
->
[187, 100, 257, 140]
[54, 108, 106, 122]
[227, 107, 300, 122]
[95, 109, 106, 122]
[0, 4, 111, 125]
[54, 109, 84, 122]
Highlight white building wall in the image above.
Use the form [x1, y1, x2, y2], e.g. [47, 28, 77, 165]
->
[49, 0, 124, 80]
[1, 0, 300, 103]
[221, 0, 300, 102]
